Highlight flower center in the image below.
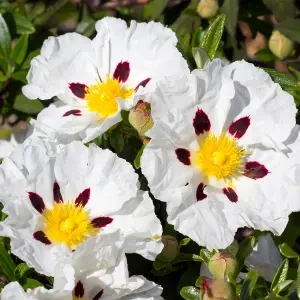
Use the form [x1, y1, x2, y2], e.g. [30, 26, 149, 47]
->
[43, 201, 98, 249]
[84, 75, 134, 118]
[194, 132, 246, 180]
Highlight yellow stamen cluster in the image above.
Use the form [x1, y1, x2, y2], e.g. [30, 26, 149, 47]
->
[194, 132, 246, 180]
[84, 75, 134, 118]
[43, 201, 98, 249]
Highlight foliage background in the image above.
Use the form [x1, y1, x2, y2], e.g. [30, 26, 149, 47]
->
[1, 0, 300, 299]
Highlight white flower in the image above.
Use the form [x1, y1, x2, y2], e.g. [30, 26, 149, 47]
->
[141, 59, 300, 249]
[0, 136, 162, 276]
[23, 17, 189, 143]
[245, 234, 282, 282]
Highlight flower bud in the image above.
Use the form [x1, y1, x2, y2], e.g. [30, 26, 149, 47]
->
[201, 279, 235, 300]
[157, 235, 178, 262]
[128, 101, 153, 137]
[197, 0, 219, 19]
[208, 252, 239, 280]
[269, 30, 294, 60]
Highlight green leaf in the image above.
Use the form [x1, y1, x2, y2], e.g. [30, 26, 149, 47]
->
[195, 276, 206, 288]
[199, 249, 212, 265]
[180, 286, 201, 300]
[200, 14, 226, 59]
[76, 16, 96, 37]
[0, 13, 11, 58]
[271, 259, 289, 292]
[296, 264, 300, 299]
[240, 270, 259, 300]
[14, 263, 32, 280]
[255, 48, 276, 62]
[220, 0, 239, 52]
[11, 70, 27, 83]
[13, 94, 43, 114]
[21, 48, 40, 70]
[192, 47, 210, 69]
[109, 129, 125, 153]
[275, 18, 300, 43]
[191, 27, 204, 47]
[153, 259, 171, 271]
[134, 144, 146, 169]
[279, 243, 300, 259]
[0, 243, 16, 281]
[13, 12, 35, 34]
[22, 278, 43, 290]
[224, 239, 239, 256]
[178, 238, 191, 251]
[143, 0, 168, 21]
[236, 236, 256, 269]
[11, 34, 28, 65]
[263, 0, 295, 21]
[275, 280, 293, 295]
[263, 67, 299, 88]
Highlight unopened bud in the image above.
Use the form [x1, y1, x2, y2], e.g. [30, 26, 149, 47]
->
[201, 279, 235, 300]
[197, 0, 219, 19]
[157, 235, 178, 262]
[208, 252, 239, 280]
[269, 30, 294, 60]
[128, 101, 153, 137]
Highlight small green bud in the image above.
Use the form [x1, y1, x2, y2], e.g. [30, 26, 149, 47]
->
[208, 252, 239, 280]
[197, 0, 219, 19]
[269, 30, 294, 60]
[128, 101, 153, 137]
[157, 235, 178, 262]
[201, 279, 235, 300]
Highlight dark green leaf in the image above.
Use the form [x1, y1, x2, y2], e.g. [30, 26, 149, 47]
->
[201, 14, 226, 59]
[275, 280, 293, 295]
[263, 0, 295, 21]
[271, 259, 289, 292]
[134, 144, 146, 169]
[11, 34, 28, 65]
[13, 94, 43, 114]
[178, 238, 191, 251]
[0, 243, 16, 281]
[109, 129, 125, 153]
[195, 276, 206, 288]
[276, 18, 300, 43]
[13, 12, 35, 34]
[0, 13, 11, 58]
[177, 264, 202, 294]
[263, 67, 299, 88]
[199, 249, 211, 265]
[191, 27, 204, 47]
[180, 286, 201, 300]
[255, 48, 276, 62]
[297, 264, 300, 299]
[236, 236, 256, 269]
[76, 16, 96, 37]
[22, 278, 43, 290]
[153, 259, 171, 271]
[21, 48, 40, 70]
[220, 0, 239, 51]
[279, 243, 300, 259]
[11, 70, 27, 83]
[143, 0, 168, 21]
[14, 263, 32, 280]
[240, 270, 259, 300]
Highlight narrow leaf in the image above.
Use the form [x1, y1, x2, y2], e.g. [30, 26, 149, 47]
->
[192, 47, 210, 69]
[180, 286, 201, 300]
[134, 144, 146, 169]
[14, 263, 32, 280]
[0, 244, 16, 281]
[275, 280, 293, 295]
[240, 270, 259, 300]
[279, 243, 300, 259]
[13, 94, 43, 114]
[13, 12, 35, 34]
[200, 249, 212, 265]
[11, 34, 28, 65]
[263, 67, 299, 88]
[22, 278, 43, 290]
[0, 13, 11, 58]
[271, 258, 289, 292]
[201, 14, 226, 59]
[237, 236, 256, 269]
[297, 263, 300, 299]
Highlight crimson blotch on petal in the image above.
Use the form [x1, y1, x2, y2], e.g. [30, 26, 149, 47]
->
[113, 61, 130, 83]
[244, 161, 269, 179]
[175, 148, 191, 165]
[75, 188, 90, 207]
[223, 187, 238, 203]
[193, 109, 211, 135]
[228, 116, 250, 139]
[74, 281, 85, 298]
[196, 183, 207, 201]
[93, 289, 104, 300]
[91, 217, 113, 228]
[28, 192, 45, 213]
[33, 231, 51, 245]
[69, 83, 87, 99]
[53, 181, 63, 203]
[135, 78, 151, 91]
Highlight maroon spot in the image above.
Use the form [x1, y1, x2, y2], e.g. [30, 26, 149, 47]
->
[223, 187, 238, 203]
[228, 116, 250, 139]
[53, 181, 63, 203]
[75, 188, 90, 208]
[244, 161, 269, 180]
[93, 289, 104, 300]
[33, 231, 51, 245]
[91, 217, 113, 228]
[63, 109, 81, 117]
[74, 281, 84, 298]
[113, 61, 130, 83]
[69, 83, 87, 99]
[175, 148, 191, 166]
[193, 109, 211, 136]
[135, 78, 151, 91]
[28, 192, 45, 214]
[196, 183, 207, 201]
